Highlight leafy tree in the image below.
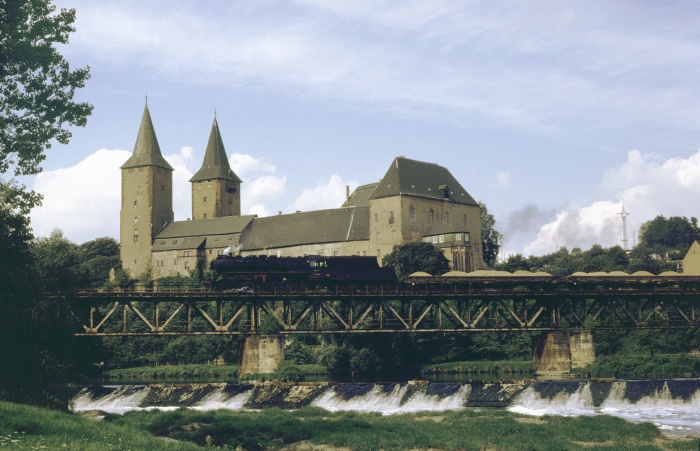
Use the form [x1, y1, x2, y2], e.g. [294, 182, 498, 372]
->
[0, 0, 92, 212]
[480, 202, 502, 267]
[31, 229, 80, 292]
[383, 241, 450, 278]
[78, 237, 120, 287]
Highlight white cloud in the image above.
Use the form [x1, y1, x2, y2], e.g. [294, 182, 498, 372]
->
[520, 149, 700, 256]
[230, 153, 277, 180]
[243, 175, 287, 216]
[289, 174, 358, 212]
[30, 149, 127, 241]
[165, 147, 196, 220]
[496, 171, 511, 187]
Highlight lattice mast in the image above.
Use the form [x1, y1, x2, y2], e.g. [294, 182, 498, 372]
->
[618, 206, 630, 250]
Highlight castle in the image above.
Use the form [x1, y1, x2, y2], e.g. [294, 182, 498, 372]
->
[120, 104, 486, 279]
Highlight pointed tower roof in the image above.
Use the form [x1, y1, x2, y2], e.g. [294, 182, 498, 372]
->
[369, 156, 478, 206]
[189, 118, 242, 183]
[120, 104, 174, 170]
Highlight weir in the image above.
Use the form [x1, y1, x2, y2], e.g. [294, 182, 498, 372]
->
[71, 379, 700, 436]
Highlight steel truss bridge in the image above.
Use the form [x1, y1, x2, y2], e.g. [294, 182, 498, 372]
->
[64, 275, 700, 336]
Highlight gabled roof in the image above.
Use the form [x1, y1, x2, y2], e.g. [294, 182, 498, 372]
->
[153, 237, 206, 252]
[424, 224, 470, 236]
[155, 215, 256, 239]
[369, 157, 477, 206]
[342, 183, 379, 207]
[121, 104, 174, 171]
[240, 207, 369, 251]
[190, 118, 242, 183]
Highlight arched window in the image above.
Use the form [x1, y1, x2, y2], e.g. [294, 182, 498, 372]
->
[389, 211, 394, 224]
[443, 211, 449, 224]
[428, 209, 435, 224]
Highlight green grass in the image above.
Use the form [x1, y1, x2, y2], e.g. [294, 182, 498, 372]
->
[572, 353, 700, 379]
[107, 406, 696, 451]
[0, 400, 199, 450]
[104, 363, 239, 380]
[104, 362, 328, 382]
[1, 400, 696, 450]
[421, 359, 534, 377]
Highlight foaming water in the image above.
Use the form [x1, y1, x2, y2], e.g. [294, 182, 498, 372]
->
[312, 384, 408, 413]
[72, 385, 152, 414]
[191, 387, 253, 411]
[509, 380, 700, 437]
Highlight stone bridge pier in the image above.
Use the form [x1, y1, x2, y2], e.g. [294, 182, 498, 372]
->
[238, 335, 285, 376]
[533, 330, 595, 378]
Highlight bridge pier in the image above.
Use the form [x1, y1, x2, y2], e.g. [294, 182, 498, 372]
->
[532, 331, 595, 378]
[238, 335, 285, 376]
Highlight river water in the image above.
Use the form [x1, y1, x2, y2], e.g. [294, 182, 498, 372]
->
[71, 379, 700, 438]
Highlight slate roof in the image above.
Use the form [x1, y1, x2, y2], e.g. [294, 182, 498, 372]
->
[155, 215, 256, 239]
[424, 224, 471, 236]
[240, 207, 369, 251]
[153, 236, 206, 252]
[342, 183, 379, 207]
[369, 157, 477, 206]
[121, 104, 174, 171]
[190, 118, 242, 183]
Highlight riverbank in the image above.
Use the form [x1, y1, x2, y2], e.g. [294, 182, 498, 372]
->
[421, 359, 534, 378]
[3, 400, 694, 450]
[103, 363, 329, 382]
[572, 353, 700, 379]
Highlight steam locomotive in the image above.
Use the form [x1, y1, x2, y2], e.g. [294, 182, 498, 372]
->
[210, 253, 397, 288]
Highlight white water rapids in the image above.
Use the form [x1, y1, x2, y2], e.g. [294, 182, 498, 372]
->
[71, 381, 700, 437]
[508, 381, 700, 437]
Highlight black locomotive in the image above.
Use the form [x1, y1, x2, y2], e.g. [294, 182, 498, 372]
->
[210, 254, 397, 288]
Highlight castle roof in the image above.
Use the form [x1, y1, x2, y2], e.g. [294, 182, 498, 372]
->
[156, 215, 256, 239]
[342, 183, 379, 208]
[120, 104, 174, 171]
[369, 157, 477, 206]
[189, 118, 242, 183]
[240, 206, 369, 251]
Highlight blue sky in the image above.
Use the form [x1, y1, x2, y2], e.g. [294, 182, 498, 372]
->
[29, 0, 700, 258]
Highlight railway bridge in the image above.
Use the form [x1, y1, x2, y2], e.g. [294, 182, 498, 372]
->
[63, 274, 700, 376]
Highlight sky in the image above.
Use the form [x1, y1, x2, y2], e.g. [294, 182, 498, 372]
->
[27, 0, 700, 259]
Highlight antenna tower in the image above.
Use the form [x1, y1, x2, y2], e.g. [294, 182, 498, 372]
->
[618, 206, 630, 250]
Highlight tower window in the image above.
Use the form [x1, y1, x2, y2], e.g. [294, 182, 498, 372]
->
[203, 213, 207, 219]
[198, 183, 202, 189]
[161, 185, 164, 192]
[374, 213, 378, 223]
[463, 213, 468, 226]
[389, 211, 394, 224]
[133, 201, 137, 208]
[203, 197, 207, 204]
[409, 205, 415, 221]
[428, 209, 435, 224]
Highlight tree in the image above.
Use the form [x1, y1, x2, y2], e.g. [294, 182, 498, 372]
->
[0, 0, 92, 213]
[382, 241, 450, 279]
[480, 202, 502, 267]
[31, 229, 80, 292]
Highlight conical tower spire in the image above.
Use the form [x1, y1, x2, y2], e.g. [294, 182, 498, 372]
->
[190, 118, 241, 183]
[121, 104, 174, 170]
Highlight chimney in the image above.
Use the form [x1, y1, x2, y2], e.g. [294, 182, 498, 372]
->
[346, 185, 350, 203]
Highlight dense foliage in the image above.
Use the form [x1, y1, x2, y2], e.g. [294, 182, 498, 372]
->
[480, 202, 502, 267]
[0, 0, 92, 213]
[382, 241, 449, 278]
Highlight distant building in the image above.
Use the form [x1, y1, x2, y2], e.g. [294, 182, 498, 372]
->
[120, 104, 486, 279]
[683, 241, 700, 275]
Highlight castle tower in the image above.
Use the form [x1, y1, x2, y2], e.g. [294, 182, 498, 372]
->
[120, 103, 174, 278]
[189, 118, 242, 219]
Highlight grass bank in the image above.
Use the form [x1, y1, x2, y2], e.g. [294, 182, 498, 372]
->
[2, 400, 696, 450]
[103, 363, 329, 381]
[572, 353, 700, 379]
[421, 359, 534, 377]
[104, 363, 240, 380]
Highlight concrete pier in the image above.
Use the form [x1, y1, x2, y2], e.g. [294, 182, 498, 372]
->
[533, 331, 595, 378]
[238, 335, 285, 376]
